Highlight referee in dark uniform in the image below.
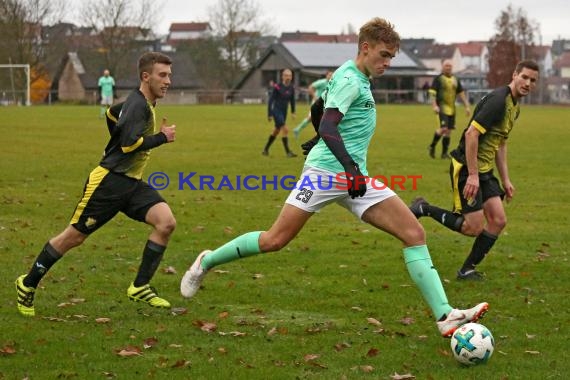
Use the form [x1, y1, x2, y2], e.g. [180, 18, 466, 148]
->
[16, 52, 177, 316]
[410, 60, 539, 280]
[263, 68, 297, 157]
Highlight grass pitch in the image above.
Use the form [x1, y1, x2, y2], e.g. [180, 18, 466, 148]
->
[0, 104, 568, 379]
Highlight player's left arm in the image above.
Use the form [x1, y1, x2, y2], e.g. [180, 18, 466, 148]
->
[495, 141, 514, 201]
[458, 91, 471, 116]
[290, 87, 296, 118]
[120, 104, 169, 153]
[456, 79, 471, 116]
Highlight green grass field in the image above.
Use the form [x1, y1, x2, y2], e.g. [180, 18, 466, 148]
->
[0, 104, 568, 379]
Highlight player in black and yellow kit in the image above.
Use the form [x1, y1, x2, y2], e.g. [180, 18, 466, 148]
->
[16, 52, 177, 316]
[428, 60, 471, 159]
[410, 60, 539, 280]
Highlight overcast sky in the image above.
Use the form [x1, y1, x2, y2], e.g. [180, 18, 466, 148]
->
[157, 0, 569, 45]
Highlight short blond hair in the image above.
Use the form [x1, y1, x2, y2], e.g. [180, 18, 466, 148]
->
[358, 18, 400, 51]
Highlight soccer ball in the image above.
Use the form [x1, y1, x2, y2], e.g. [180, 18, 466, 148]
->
[450, 322, 494, 365]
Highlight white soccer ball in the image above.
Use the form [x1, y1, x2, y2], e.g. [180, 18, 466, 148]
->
[450, 322, 494, 365]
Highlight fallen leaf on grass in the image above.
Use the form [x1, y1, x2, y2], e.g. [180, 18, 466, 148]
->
[390, 373, 415, 379]
[304, 354, 320, 361]
[525, 350, 541, 355]
[218, 331, 246, 337]
[366, 348, 380, 357]
[0, 343, 16, 355]
[334, 342, 351, 352]
[218, 311, 230, 319]
[400, 317, 415, 325]
[101, 371, 116, 378]
[193, 320, 217, 332]
[95, 318, 111, 324]
[162, 266, 177, 274]
[114, 345, 142, 357]
[172, 360, 191, 368]
[360, 365, 374, 373]
[367, 317, 382, 326]
[143, 337, 158, 349]
[42, 316, 67, 322]
[171, 307, 188, 316]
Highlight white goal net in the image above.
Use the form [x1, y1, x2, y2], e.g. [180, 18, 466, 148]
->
[0, 64, 30, 106]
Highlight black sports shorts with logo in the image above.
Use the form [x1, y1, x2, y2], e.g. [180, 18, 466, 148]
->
[70, 166, 165, 234]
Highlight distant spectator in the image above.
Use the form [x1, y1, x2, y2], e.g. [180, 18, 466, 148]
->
[98, 69, 115, 118]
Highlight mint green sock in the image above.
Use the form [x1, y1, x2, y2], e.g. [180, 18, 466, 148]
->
[202, 231, 262, 270]
[403, 245, 452, 320]
[295, 118, 309, 131]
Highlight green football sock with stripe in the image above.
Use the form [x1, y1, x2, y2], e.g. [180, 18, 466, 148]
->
[403, 245, 452, 320]
[202, 231, 262, 270]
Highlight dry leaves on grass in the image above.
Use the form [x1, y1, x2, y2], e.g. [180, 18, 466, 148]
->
[400, 317, 415, 325]
[366, 348, 380, 357]
[162, 266, 177, 274]
[390, 373, 416, 379]
[171, 307, 188, 316]
[0, 343, 16, 355]
[303, 353, 327, 369]
[193, 319, 217, 333]
[95, 317, 111, 324]
[367, 317, 382, 326]
[218, 331, 246, 337]
[143, 337, 158, 349]
[114, 345, 142, 357]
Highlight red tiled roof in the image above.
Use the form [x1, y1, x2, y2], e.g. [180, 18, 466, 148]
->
[454, 42, 485, 56]
[169, 22, 210, 32]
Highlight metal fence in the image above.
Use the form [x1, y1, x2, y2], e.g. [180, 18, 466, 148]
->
[2, 87, 569, 106]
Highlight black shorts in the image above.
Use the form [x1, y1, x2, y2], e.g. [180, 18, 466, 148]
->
[70, 166, 165, 234]
[271, 110, 287, 128]
[449, 159, 505, 214]
[438, 113, 456, 130]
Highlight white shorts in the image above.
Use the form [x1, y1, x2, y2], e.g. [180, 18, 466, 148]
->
[285, 167, 397, 220]
[101, 95, 113, 106]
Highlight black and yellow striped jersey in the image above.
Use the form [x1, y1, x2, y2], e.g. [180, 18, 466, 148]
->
[99, 89, 163, 180]
[451, 86, 520, 173]
[429, 74, 464, 116]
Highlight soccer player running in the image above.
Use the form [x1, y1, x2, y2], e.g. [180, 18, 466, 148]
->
[293, 70, 333, 139]
[181, 18, 488, 338]
[98, 69, 116, 118]
[410, 60, 539, 280]
[16, 52, 177, 317]
[428, 60, 471, 159]
[263, 68, 297, 157]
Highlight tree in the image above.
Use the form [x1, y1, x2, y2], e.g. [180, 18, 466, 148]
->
[208, 0, 274, 87]
[176, 38, 228, 89]
[77, 0, 159, 81]
[487, 4, 540, 87]
[0, 0, 61, 103]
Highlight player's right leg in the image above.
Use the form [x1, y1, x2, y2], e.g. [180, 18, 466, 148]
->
[361, 195, 488, 337]
[16, 166, 120, 316]
[181, 204, 312, 298]
[16, 226, 86, 317]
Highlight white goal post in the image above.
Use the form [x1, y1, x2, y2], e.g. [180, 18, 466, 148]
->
[0, 64, 31, 106]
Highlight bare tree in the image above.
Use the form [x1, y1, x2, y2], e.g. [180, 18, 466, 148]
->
[487, 4, 539, 87]
[78, 0, 160, 80]
[0, 0, 62, 102]
[208, 0, 274, 87]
